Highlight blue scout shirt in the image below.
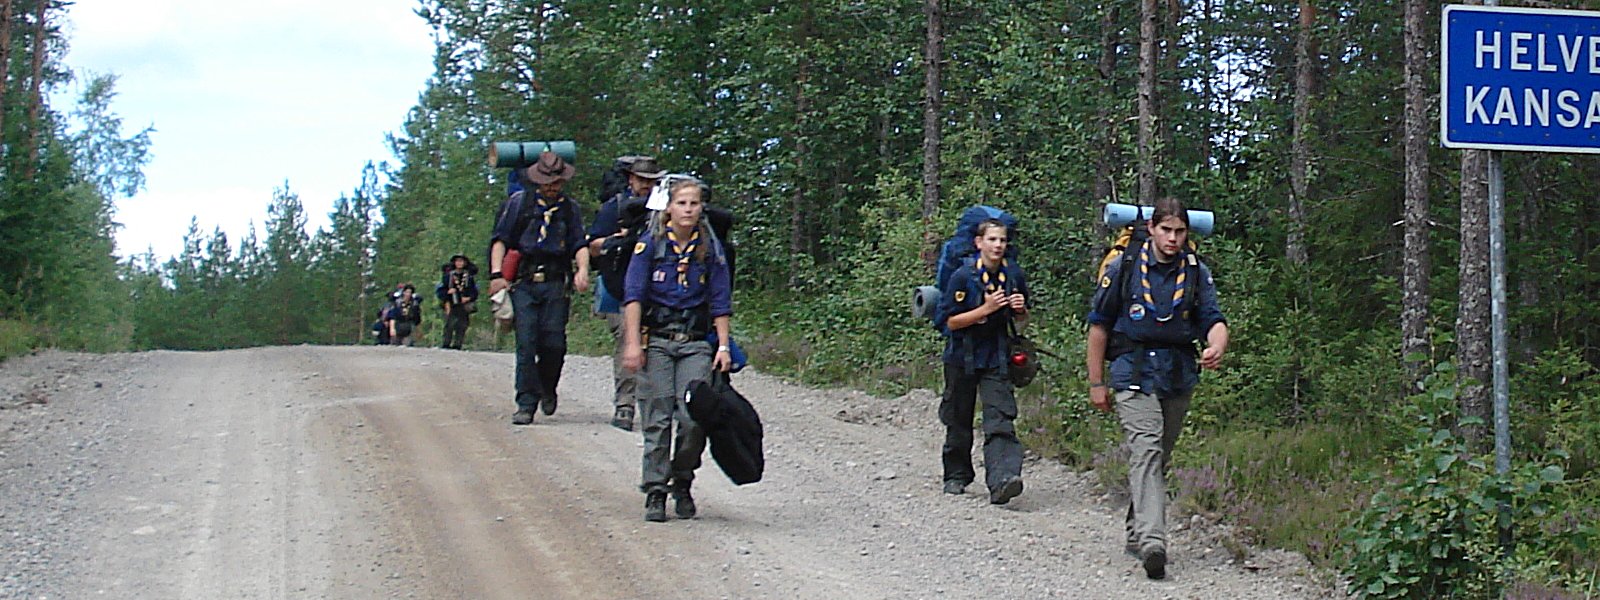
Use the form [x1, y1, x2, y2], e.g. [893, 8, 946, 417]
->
[934, 259, 1030, 370]
[1088, 248, 1226, 396]
[623, 230, 733, 318]
[490, 191, 586, 261]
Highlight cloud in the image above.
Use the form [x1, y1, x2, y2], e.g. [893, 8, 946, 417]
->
[64, 0, 437, 260]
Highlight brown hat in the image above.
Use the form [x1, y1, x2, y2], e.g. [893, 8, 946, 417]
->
[624, 157, 666, 179]
[524, 151, 575, 184]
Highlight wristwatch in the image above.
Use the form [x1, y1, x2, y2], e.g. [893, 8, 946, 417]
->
[717, 345, 730, 353]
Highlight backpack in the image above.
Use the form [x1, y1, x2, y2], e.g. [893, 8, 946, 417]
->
[597, 199, 736, 301]
[912, 205, 1020, 321]
[1095, 205, 1207, 317]
[597, 158, 636, 204]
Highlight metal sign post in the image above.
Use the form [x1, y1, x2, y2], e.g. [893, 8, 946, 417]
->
[1440, 1, 1600, 551]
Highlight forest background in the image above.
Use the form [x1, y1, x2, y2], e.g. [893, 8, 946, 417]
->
[2, 0, 1598, 597]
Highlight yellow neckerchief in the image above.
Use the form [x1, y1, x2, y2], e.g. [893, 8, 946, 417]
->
[1138, 239, 1186, 322]
[668, 228, 701, 288]
[980, 258, 1008, 294]
[534, 193, 560, 244]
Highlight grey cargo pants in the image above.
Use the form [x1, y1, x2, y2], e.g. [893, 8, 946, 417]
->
[603, 312, 638, 410]
[1114, 388, 1192, 552]
[637, 337, 711, 494]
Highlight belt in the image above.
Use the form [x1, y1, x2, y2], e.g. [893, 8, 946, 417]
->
[646, 328, 704, 343]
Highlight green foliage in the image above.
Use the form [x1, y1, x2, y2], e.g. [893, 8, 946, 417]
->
[0, 319, 39, 364]
[1343, 363, 1573, 599]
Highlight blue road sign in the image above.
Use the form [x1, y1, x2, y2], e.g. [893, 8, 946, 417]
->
[1443, 5, 1600, 154]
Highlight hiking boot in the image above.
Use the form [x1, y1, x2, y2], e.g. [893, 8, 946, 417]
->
[942, 480, 968, 495]
[671, 481, 697, 519]
[1140, 545, 1167, 580]
[539, 395, 558, 416]
[611, 405, 635, 431]
[511, 409, 535, 425]
[989, 476, 1024, 505]
[644, 492, 668, 522]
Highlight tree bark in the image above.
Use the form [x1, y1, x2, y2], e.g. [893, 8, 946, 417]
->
[1137, 0, 1158, 205]
[789, 9, 813, 283]
[920, 0, 944, 266]
[1287, 0, 1314, 266]
[20, 0, 47, 178]
[1458, 150, 1491, 449]
[1401, 0, 1431, 389]
[1093, 3, 1122, 206]
[0, 0, 17, 149]
[1159, 0, 1181, 159]
[1456, 2, 1491, 452]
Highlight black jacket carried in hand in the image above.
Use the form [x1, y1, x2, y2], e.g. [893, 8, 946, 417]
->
[686, 373, 764, 485]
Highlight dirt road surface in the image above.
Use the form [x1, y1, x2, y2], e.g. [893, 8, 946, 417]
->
[0, 346, 1336, 599]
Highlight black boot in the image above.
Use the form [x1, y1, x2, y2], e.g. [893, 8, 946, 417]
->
[671, 480, 697, 519]
[644, 492, 668, 522]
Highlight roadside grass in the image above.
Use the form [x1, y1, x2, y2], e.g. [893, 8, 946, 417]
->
[0, 319, 39, 364]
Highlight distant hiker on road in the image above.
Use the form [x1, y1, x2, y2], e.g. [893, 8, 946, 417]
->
[588, 156, 666, 431]
[487, 151, 591, 425]
[387, 284, 423, 346]
[932, 217, 1031, 506]
[621, 176, 733, 523]
[1085, 196, 1229, 580]
[437, 254, 479, 350]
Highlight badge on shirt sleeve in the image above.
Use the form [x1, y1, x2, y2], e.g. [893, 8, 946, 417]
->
[633, 241, 647, 254]
[1100, 275, 1112, 288]
[1129, 304, 1146, 321]
[954, 290, 966, 303]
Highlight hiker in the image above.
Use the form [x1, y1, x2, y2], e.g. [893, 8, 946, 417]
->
[932, 217, 1031, 506]
[437, 254, 479, 350]
[587, 156, 666, 431]
[487, 151, 591, 425]
[620, 176, 733, 523]
[1085, 196, 1229, 580]
[387, 284, 423, 346]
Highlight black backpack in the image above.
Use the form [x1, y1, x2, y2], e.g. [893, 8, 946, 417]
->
[597, 200, 737, 301]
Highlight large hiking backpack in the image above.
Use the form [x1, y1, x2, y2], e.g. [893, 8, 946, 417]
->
[1095, 202, 1213, 302]
[911, 205, 1020, 321]
[596, 195, 737, 302]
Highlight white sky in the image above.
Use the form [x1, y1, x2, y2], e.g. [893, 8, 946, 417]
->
[62, 0, 437, 260]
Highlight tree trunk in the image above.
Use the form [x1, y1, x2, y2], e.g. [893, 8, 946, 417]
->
[1093, 4, 1122, 207]
[789, 10, 813, 284]
[1458, 150, 1491, 449]
[1160, 0, 1181, 158]
[1456, 1, 1491, 452]
[1287, 0, 1314, 266]
[20, 0, 47, 178]
[1137, 0, 1158, 205]
[920, 0, 944, 266]
[1401, 0, 1430, 389]
[0, 0, 17, 149]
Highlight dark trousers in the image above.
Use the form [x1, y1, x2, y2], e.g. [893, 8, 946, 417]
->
[512, 280, 570, 412]
[939, 363, 1023, 492]
[441, 307, 471, 349]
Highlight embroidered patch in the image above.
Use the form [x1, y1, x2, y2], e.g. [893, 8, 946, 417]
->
[633, 242, 647, 254]
[652, 270, 666, 282]
[954, 290, 966, 303]
[1100, 275, 1112, 288]
[1129, 304, 1146, 321]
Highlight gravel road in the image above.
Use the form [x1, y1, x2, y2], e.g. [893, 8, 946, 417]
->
[0, 346, 1339, 599]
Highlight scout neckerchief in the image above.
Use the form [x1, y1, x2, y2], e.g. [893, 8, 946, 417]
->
[1137, 239, 1186, 322]
[668, 228, 701, 288]
[980, 258, 1008, 294]
[534, 193, 559, 245]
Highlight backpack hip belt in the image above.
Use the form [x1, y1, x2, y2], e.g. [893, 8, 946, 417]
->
[644, 304, 711, 341]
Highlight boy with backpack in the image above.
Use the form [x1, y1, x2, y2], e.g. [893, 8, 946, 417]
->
[1085, 197, 1228, 580]
[931, 207, 1031, 505]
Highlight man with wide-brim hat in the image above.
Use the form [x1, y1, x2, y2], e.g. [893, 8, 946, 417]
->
[488, 150, 592, 425]
[585, 155, 666, 431]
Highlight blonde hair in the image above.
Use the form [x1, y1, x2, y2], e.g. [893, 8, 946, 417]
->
[654, 177, 713, 261]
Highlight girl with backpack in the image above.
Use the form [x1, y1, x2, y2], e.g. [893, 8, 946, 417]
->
[933, 218, 1031, 505]
[620, 177, 734, 523]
